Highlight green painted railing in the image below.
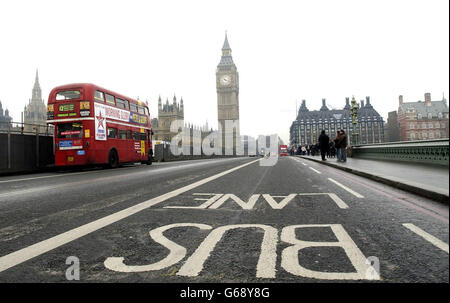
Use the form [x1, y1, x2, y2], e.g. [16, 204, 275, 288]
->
[351, 139, 449, 166]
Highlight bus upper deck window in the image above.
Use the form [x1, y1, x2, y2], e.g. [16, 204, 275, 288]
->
[56, 90, 80, 100]
[105, 94, 115, 106]
[94, 91, 105, 102]
[130, 104, 138, 112]
[116, 98, 128, 109]
[137, 106, 145, 115]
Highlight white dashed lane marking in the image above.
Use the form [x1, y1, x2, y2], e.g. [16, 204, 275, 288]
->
[328, 178, 365, 198]
[309, 167, 322, 174]
[403, 223, 449, 253]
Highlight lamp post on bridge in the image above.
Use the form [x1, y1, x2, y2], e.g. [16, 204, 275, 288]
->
[350, 96, 359, 146]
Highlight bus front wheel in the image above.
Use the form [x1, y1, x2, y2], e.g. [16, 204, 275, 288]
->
[108, 149, 119, 168]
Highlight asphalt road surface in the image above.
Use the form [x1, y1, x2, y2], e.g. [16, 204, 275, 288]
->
[0, 156, 448, 282]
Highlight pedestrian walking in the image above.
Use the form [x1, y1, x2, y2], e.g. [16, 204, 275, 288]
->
[334, 131, 341, 161]
[318, 130, 329, 161]
[339, 129, 347, 162]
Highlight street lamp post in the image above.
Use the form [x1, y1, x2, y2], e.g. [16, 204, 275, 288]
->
[350, 96, 359, 146]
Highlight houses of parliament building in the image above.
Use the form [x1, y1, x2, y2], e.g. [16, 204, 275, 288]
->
[152, 33, 241, 154]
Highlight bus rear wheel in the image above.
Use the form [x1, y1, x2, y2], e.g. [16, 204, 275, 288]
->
[108, 149, 119, 168]
[144, 150, 152, 165]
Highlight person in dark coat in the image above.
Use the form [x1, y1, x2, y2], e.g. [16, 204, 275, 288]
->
[318, 130, 330, 161]
[334, 131, 341, 161]
[338, 129, 347, 162]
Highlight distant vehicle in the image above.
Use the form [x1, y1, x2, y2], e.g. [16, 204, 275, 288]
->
[279, 144, 289, 157]
[47, 83, 153, 168]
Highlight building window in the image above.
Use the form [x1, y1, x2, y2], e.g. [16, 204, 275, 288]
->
[422, 132, 427, 139]
[429, 132, 434, 139]
[418, 113, 422, 119]
[438, 113, 443, 119]
[429, 123, 433, 129]
[428, 113, 432, 119]
[435, 122, 440, 128]
[410, 132, 415, 140]
[422, 123, 427, 129]
[410, 123, 415, 129]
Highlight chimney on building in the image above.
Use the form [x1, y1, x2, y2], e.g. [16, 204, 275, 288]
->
[425, 92, 432, 106]
[360, 100, 365, 108]
[343, 97, 350, 110]
[320, 98, 329, 111]
[399, 95, 403, 106]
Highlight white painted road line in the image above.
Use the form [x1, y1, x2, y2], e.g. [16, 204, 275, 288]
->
[402, 223, 449, 253]
[0, 171, 94, 184]
[328, 178, 365, 198]
[327, 193, 349, 209]
[309, 167, 321, 174]
[0, 159, 261, 273]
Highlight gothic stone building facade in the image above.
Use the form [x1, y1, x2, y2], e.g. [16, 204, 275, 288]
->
[290, 96, 385, 147]
[23, 70, 47, 134]
[151, 95, 213, 146]
[397, 93, 449, 141]
[0, 100, 13, 131]
[216, 33, 240, 154]
[152, 95, 184, 142]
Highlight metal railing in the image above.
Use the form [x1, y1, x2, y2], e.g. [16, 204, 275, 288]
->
[0, 121, 54, 136]
[351, 139, 449, 166]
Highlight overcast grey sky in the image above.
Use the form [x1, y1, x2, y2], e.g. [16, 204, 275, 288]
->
[0, 0, 448, 143]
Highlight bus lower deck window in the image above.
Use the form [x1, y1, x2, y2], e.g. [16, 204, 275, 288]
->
[118, 129, 127, 139]
[57, 123, 83, 138]
[108, 127, 117, 139]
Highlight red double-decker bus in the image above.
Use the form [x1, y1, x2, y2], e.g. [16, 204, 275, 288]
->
[47, 83, 153, 168]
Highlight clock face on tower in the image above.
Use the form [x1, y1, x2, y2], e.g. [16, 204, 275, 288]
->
[220, 75, 231, 86]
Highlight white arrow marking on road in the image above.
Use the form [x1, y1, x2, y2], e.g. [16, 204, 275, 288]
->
[402, 223, 449, 253]
[328, 178, 364, 198]
[0, 159, 261, 273]
[309, 167, 321, 174]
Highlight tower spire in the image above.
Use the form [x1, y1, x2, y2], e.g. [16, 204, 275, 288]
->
[222, 31, 231, 50]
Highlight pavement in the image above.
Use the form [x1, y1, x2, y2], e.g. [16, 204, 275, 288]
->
[0, 156, 448, 283]
[298, 155, 449, 204]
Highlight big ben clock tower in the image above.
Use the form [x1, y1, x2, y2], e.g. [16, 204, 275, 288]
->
[216, 33, 240, 155]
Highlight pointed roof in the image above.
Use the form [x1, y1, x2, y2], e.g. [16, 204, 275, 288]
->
[34, 69, 40, 88]
[222, 32, 231, 50]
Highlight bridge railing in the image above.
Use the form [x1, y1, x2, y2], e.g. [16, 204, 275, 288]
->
[350, 139, 449, 166]
[0, 121, 54, 136]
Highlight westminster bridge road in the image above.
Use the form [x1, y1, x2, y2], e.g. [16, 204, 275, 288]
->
[0, 156, 448, 282]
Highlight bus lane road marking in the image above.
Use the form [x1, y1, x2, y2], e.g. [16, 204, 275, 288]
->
[328, 178, 364, 198]
[163, 192, 349, 209]
[104, 223, 379, 280]
[0, 159, 261, 273]
[403, 223, 449, 253]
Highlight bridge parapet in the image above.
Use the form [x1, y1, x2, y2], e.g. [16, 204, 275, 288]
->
[351, 139, 449, 166]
